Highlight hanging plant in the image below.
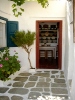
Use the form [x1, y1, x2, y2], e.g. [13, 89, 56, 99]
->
[9, 0, 49, 17]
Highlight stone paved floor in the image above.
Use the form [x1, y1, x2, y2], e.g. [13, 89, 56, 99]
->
[0, 70, 70, 100]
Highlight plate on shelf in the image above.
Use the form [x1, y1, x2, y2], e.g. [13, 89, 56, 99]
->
[40, 32, 45, 37]
[40, 40, 43, 43]
[51, 37, 55, 39]
[49, 34, 53, 37]
[51, 40, 53, 43]
[48, 40, 52, 43]
[42, 36, 46, 39]
[45, 32, 49, 36]
[53, 40, 57, 43]
[47, 37, 50, 39]
[43, 40, 47, 43]
[43, 24, 49, 29]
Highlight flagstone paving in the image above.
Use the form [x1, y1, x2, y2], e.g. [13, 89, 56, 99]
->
[0, 70, 70, 100]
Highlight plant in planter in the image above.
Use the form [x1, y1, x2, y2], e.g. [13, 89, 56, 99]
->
[0, 47, 21, 81]
[11, 30, 35, 69]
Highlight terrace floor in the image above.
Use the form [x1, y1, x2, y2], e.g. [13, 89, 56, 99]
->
[0, 70, 70, 100]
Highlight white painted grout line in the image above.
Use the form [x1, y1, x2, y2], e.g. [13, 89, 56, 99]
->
[0, 70, 70, 100]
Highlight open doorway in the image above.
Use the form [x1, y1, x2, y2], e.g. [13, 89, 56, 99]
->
[36, 20, 62, 69]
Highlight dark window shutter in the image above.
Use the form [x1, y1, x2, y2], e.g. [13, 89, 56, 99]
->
[7, 21, 19, 47]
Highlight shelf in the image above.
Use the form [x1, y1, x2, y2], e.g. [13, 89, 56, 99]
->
[39, 39, 57, 43]
[39, 27, 58, 44]
[40, 32, 57, 37]
[39, 30, 57, 32]
[40, 36, 57, 38]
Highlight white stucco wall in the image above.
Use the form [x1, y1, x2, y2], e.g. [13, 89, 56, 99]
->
[71, 44, 75, 100]
[0, 0, 67, 71]
[64, 7, 69, 80]
[1, 0, 75, 99]
[64, 1, 74, 80]
[7, 0, 66, 71]
[67, 1, 74, 80]
[64, 1, 75, 100]
[0, 0, 11, 19]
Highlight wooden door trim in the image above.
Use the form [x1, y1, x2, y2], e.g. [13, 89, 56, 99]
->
[36, 21, 39, 69]
[36, 20, 62, 69]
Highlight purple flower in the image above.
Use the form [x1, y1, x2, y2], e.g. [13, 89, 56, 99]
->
[5, 57, 9, 60]
[14, 50, 16, 52]
[0, 64, 3, 68]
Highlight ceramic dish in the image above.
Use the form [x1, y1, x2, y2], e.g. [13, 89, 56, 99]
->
[47, 37, 50, 39]
[43, 40, 47, 43]
[48, 40, 51, 43]
[41, 33, 45, 37]
[43, 24, 48, 28]
[49, 34, 53, 37]
[53, 40, 57, 43]
[45, 32, 49, 36]
[51, 37, 55, 39]
[40, 40, 43, 43]
[43, 36, 46, 39]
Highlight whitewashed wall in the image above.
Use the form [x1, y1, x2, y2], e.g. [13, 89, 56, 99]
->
[64, 5, 69, 80]
[0, 0, 11, 19]
[64, 1, 74, 80]
[8, 0, 66, 71]
[71, 43, 75, 100]
[64, 1, 75, 100]
[1, 0, 75, 99]
[0, 0, 66, 71]
[67, 1, 74, 80]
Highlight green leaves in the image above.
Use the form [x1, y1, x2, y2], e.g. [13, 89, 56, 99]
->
[20, 8, 24, 12]
[11, 31, 25, 46]
[37, 0, 49, 8]
[9, 0, 49, 17]
[23, 30, 35, 46]
[11, 30, 35, 47]
[11, 0, 25, 17]
[12, 4, 16, 8]
[10, 0, 26, 6]
[0, 47, 21, 81]
[12, 3, 24, 17]
[11, 30, 35, 68]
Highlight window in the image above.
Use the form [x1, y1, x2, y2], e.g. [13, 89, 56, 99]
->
[0, 19, 6, 47]
[0, 16, 19, 47]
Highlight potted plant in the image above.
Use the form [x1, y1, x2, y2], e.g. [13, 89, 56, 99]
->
[0, 47, 21, 83]
[11, 30, 35, 69]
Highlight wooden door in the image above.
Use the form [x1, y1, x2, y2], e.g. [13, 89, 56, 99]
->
[36, 20, 62, 69]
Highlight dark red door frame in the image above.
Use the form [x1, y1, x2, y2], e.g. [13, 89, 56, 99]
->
[36, 20, 62, 69]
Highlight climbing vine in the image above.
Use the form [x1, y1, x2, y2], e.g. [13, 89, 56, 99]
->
[9, 0, 49, 17]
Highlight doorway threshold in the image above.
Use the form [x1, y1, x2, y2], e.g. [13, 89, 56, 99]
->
[36, 69, 61, 71]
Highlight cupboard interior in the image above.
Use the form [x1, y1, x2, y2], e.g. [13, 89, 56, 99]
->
[39, 22, 59, 69]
